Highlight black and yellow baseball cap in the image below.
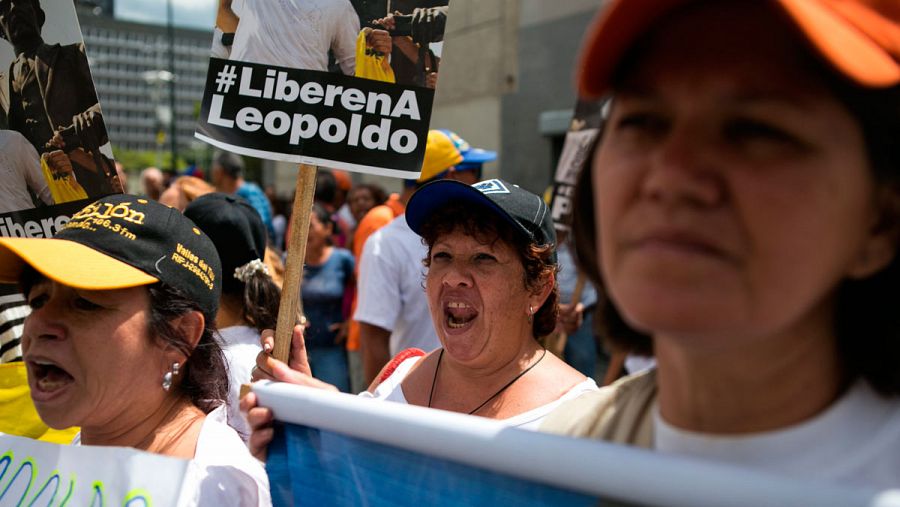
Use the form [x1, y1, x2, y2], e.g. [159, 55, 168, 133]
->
[0, 195, 222, 316]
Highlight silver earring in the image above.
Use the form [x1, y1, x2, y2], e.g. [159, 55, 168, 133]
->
[162, 362, 180, 392]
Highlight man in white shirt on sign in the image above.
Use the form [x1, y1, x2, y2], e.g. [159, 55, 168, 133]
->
[0, 129, 53, 213]
[354, 129, 497, 384]
[224, 0, 359, 74]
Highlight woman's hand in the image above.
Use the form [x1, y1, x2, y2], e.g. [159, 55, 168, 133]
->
[240, 391, 273, 461]
[251, 324, 338, 388]
[558, 302, 584, 335]
[243, 324, 339, 460]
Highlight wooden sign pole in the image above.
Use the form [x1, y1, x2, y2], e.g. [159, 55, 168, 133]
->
[273, 163, 318, 363]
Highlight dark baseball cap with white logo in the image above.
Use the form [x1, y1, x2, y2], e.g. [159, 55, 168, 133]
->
[406, 178, 557, 263]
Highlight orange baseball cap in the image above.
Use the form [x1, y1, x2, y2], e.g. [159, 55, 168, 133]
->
[578, 0, 900, 98]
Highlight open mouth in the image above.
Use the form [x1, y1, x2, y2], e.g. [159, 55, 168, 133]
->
[29, 360, 74, 394]
[445, 301, 478, 329]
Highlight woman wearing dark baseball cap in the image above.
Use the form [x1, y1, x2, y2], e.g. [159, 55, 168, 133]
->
[243, 179, 598, 461]
[0, 195, 271, 505]
[542, 0, 900, 488]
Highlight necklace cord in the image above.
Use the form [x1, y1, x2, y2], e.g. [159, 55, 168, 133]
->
[427, 348, 548, 415]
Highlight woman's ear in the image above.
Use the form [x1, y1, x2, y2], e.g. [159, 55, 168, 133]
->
[848, 187, 900, 279]
[530, 270, 555, 309]
[163, 311, 206, 365]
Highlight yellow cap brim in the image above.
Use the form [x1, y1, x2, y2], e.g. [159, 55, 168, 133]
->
[0, 237, 158, 290]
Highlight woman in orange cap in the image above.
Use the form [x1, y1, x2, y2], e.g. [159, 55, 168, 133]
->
[541, 0, 900, 488]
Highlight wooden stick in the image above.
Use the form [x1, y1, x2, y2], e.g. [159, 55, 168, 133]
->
[547, 273, 589, 357]
[273, 164, 318, 363]
[572, 273, 587, 306]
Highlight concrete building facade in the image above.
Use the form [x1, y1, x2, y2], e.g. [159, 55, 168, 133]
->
[76, 8, 212, 154]
[339, 0, 605, 196]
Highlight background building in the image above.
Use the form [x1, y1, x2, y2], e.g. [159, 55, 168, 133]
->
[75, 0, 113, 17]
[76, 6, 212, 158]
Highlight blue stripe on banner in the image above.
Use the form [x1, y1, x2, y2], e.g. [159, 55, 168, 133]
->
[267, 423, 607, 507]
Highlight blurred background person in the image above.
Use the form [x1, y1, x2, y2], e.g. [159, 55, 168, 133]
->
[185, 192, 281, 440]
[301, 204, 355, 392]
[347, 182, 388, 227]
[211, 151, 275, 242]
[140, 167, 165, 200]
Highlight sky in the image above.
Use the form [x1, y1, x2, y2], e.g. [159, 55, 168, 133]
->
[114, 0, 216, 30]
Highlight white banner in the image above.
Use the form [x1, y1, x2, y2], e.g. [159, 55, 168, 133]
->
[253, 381, 900, 507]
[0, 434, 188, 506]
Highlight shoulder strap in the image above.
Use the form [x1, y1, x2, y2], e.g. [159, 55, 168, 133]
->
[376, 347, 426, 385]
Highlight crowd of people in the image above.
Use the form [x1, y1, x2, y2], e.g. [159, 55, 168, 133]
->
[0, 0, 899, 504]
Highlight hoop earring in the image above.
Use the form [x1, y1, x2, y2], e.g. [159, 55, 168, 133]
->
[527, 305, 534, 324]
[162, 362, 181, 392]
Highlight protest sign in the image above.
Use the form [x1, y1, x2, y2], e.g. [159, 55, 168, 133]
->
[0, 433, 188, 506]
[195, 0, 449, 179]
[195, 1, 451, 360]
[549, 99, 606, 233]
[0, 0, 119, 437]
[0, 0, 121, 226]
[254, 381, 899, 507]
[0, 364, 78, 445]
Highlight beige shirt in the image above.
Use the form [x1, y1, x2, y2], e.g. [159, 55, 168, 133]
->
[539, 368, 657, 447]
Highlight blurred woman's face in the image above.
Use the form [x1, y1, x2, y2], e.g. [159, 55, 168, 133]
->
[349, 188, 376, 222]
[593, 2, 894, 349]
[307, 213, 332, 247]
[21, 279, 169, 430]
[425, 228, 545, 365]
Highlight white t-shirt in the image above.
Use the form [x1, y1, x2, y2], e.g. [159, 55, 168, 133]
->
[218, 325, 262, 440]
[354, 216, 441, 355]
[359, 356, 600, 430]
[230, 0, 359, 74]
[74, 406, 271, 506]
[0, 130, 53, 213]
[180, 405, 271, 506]
[654, 379, 900, 489]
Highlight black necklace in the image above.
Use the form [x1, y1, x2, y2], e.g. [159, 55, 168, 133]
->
[427, 348, 548, 415]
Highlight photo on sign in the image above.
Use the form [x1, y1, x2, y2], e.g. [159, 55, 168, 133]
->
[0, 0, 120, 222]
[213, 0, 446, 88]
[550, 99, 605, 233]
[196, 0, 450, 179]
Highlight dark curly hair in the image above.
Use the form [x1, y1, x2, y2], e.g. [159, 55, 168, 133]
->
[573, 45, 900, 394]
[418, 202, 558, 339]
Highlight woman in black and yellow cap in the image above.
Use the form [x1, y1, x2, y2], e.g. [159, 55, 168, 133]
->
[0, 195, 271, 505]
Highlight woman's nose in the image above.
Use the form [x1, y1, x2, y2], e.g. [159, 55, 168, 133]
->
[22, 301, 67, 343]
[441, 263, 473, 287]
[642, 126, 724, 208]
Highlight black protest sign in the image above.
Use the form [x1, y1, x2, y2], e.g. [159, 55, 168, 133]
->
[0, 0, 120, 235]
[196, 59, 433, 178]
[550, 99, 606, 233]
[197, 0, 449, 178]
